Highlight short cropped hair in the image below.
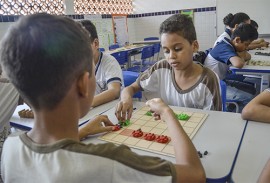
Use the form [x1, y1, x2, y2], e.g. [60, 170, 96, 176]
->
[159, 14, 197, 44]
[250, 20, 258, 29]
[231, 23, 258, 42]
[223, 12, 250, 28]
[80, 20, 98, 43]
[0, 13, 92, 110]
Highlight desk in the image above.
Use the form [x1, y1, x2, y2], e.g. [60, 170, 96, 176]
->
[230, 47, 270, 92]
[133, 40, 160, 45]
[83, 101, 247, 182]
[9, 100, 119, 131]
[232, 121, 270, 183]
[105, 44, 147, 68]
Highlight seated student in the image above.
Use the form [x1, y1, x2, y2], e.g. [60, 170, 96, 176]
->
[204, 23, 258, 80]
[214, 12, 251, 47]
[204, 23, 258, 112]
[0, 67, 19, 182]
[0, 13, 205, 183]
[241, 88, 270, 123]
[115, 14, 222, 121]
[80, 20, 123, 107]
[248, 20, 269, 50]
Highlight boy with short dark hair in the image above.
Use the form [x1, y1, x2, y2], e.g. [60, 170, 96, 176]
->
[116, 14, 222, 121]
[80, 20, 123, 107]
[204, 23, 258, 80]
[0, 13, 205, 183]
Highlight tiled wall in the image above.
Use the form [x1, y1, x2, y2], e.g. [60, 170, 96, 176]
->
[0, 7, 217, 51]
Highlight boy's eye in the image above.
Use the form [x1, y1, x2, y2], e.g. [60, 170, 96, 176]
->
[163, 48, 170, 54]
[175, 47, 182, 51]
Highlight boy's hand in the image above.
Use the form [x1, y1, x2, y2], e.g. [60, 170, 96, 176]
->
[79, 115, 114, 140]
[115, 100, 133, 121]
[146, 98, 173, 121]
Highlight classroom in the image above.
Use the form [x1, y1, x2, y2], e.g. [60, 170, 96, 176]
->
[1, 0, 270, 182]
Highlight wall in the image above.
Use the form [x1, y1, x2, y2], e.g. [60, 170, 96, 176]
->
[0, 1, 218, 51]
[128, 8, 217, 51]
[133, 0, 216, 13]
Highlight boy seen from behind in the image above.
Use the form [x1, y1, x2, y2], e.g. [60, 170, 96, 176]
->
[116, 14, 222, 121]
[0, 13, 205, 183]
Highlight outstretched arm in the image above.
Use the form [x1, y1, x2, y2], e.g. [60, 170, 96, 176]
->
[242, 89, 270, 123]
[258, 159, 270, 183]
[92, 82, 121, 107]
[146, 98, 205, 183]
[115, 82, 141, 121]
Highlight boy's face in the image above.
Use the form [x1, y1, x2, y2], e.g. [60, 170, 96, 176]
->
[161, 33, 198, 71]
[233, 37, 251, 52]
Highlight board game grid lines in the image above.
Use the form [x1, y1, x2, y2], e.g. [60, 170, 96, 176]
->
[99, 106, 208, 157]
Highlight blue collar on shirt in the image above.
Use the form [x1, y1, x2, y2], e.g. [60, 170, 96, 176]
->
[95, 52, 103, 76]
[225, 28, 232, 38]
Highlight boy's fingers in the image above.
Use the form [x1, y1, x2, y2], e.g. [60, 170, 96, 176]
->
[100, 126, 114, 133]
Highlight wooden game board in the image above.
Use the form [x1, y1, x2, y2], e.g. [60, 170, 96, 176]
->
[246, 60, 270, 66]
[99, 106, 208, 157]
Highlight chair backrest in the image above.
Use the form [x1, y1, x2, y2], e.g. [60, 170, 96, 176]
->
[111, 51, 128, 65]
[109, 44, 120, 50]
[220, 80, 227, 112]
[141, 46, 154, 60]
[99, 48, 105, 52]
[153, 43, 161, 54]
[144, 37, 159, 41]
[122, 71, 142, 99]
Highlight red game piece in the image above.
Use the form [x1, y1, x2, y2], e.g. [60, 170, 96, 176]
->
[156, 135, 170, 143]
[132, 129, 143, 137]
[112, 125, 121, 131]
[144, 133, 156, 141]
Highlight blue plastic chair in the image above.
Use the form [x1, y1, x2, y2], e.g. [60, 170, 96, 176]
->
[109, 44, 120, 50]
[144, 37, 159, 41]
[111, 51, 129, 70]
[220, 80, 239, 112]
[99, 48, 105, 52]
[128, 45, 154, 72]
[122, 71, 142, 99]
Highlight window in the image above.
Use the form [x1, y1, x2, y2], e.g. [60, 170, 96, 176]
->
[0, 0, 65, 15]
[74, 0, 133, 15]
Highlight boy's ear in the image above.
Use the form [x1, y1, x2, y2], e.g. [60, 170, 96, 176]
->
[93, 38, 100, 50]
[192, 40, 199, 53]
[234, 37, 242, 44]
[77, 72, 90, 98]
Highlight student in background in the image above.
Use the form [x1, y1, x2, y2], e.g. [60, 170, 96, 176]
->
[204, 23, 258, 112]
[241, 88, 270, 123]
[214, 12, 251, 47]
[80, 20, 123, 107]
[248, 20, 269, 50]
[0, 67, 19, 183]
[204, 23, 258, 80]
[0, 13, 205, 183]
[116, 14, 222, 121]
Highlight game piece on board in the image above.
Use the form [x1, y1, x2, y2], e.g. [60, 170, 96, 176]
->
[132, 128, 143, 137]
[99, 106, 208, 157]
[204, 151, 208, 155]
[144, 133, 156, 141]
[112, 124, 121, 131]
[197, 151, 202, 158]
[145, 111, 152, 116]
[118, 119, 131, 127]
[18, 109, 34, 118]
[177, 113, 190, 120]
[156, 135, 170, 143]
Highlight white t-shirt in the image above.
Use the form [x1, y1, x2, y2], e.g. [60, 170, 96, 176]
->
[95, 52, 123, 95]
[0, 78, 19, 180]
[138, 60, 222, 111]
[2, 133, 176, 183]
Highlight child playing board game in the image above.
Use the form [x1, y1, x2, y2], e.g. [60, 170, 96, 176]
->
[80, 20, 123, 107]
[0, 13, 205, 183]
[115, 14, 222, 121]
